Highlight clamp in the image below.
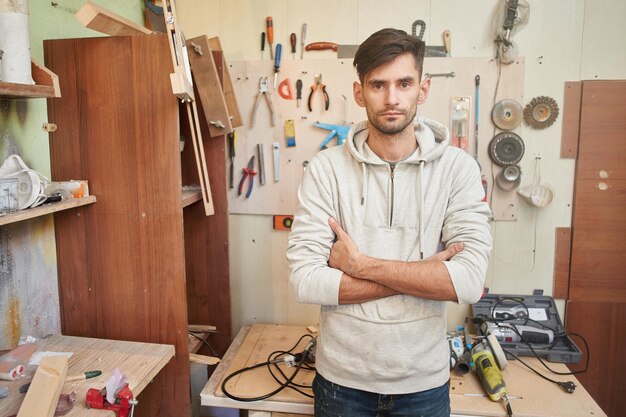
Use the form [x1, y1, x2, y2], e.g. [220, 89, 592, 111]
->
[313, 122, 350, 149]
[86, 383, 137, 417]
[250, 77, 276, 128]
[308, 74, 329, 112]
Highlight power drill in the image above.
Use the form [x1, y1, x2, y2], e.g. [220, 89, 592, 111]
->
[472, 337, 513, 417]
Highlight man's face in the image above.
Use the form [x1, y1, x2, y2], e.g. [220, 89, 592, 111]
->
[353, 53, 430, 136]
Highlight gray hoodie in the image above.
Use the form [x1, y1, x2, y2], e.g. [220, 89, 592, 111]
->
[287, 117, 492, 394]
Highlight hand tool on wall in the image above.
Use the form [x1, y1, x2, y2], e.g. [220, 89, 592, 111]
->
[443, 30, 451, 56]
[474, 75, 488, 201]
[278, 78, 293, 100]
[257, 144, 266, 185]
[300, 23, 307, 59]
[273, 215, 294, 230]
[284, 120, 296, 147]
[228, 132, 236, 189]
[260, 32, 266, 59]
[273, 43, 282, 88]
[296, 79, 303, 108]
[411, 20, 447, 57]
[313, 122, 350, 149]
[266, 17, 274, 59]
[290, 33, 296, 59]
[272, 142, 280, 182]
[308, 74, 329, 112]
[305, 42, 358, 59]
[250, 77, 275, 127]
[450, 96, 470, 151]
[238, 156, 257, 198]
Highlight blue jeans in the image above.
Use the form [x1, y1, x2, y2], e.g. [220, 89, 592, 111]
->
[313, 373, 450, 417]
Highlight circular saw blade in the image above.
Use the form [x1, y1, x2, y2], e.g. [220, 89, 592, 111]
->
[524, 96, 559, 129]
[491, 99, 523, 130]
[489, 132, 525, 166]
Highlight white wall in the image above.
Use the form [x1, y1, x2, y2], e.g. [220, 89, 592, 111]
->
[176, 0, 626, 335]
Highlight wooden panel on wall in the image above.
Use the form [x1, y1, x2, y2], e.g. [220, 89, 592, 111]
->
[566, 301, 626, 417]
[553, 227, 571, 299]
[45, 34, 190, 417]
[561, 82, 582, 159]
[570, 81, 626, 303]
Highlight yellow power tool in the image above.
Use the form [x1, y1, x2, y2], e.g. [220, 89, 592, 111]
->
[472, 335, 513, 416]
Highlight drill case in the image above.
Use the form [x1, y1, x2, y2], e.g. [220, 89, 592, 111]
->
[471, 290, 582, 364]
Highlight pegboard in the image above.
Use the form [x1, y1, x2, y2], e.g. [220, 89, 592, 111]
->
[227, 57, 525, 221]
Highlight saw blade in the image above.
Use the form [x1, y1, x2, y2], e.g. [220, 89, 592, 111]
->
[491, 99, 523, 131]
[524, 96, 559, 129]
[488, 132, 525, 166]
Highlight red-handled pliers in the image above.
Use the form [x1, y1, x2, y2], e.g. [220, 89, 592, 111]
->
[238, 156, 257, 198]
[308, 73, 329, 112]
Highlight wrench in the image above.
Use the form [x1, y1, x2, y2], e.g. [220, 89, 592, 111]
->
[425, 71, 455, 78]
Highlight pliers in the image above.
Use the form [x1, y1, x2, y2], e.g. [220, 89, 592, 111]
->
[250, 77, 275, 128]
[308, 73, 329, 112]
[238, 156, 257, 198]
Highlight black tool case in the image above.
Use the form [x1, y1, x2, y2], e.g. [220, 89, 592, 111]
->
[471, 290, 582, 364]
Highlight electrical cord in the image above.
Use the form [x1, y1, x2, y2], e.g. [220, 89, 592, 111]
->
[221, 335, 316, 402]
[502, 348, 576, 394]
[188, 332, 219, 357]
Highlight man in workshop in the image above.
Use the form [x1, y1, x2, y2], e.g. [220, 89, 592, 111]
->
[287, 28, 491, 416]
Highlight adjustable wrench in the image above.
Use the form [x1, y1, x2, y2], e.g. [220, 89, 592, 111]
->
[425, 71, 455, 78]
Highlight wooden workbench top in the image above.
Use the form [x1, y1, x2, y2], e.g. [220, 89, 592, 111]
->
[202, 324, 606, 417]
[0, 334, 174, 416]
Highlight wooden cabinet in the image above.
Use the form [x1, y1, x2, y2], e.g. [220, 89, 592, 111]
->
[44, 34, 231, 417]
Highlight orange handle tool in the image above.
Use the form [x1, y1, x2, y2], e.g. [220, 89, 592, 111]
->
[266, 17, 274, 59]
[305, 42, 338, 51]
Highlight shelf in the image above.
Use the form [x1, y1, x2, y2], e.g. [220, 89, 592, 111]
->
[182, 188, 202, 207]
[0, 59, 61, 98]
[0, 196, 97, 226]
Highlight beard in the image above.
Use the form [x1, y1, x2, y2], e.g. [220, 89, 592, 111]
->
[366, 104, 418, 136]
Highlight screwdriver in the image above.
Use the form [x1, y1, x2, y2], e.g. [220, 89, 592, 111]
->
[261, 32, 266, 60]
[273, 43, 282, 89]
[266, 16, 274, 60]
[228, 131, 236, 189]
[290, 33, 296, 59]
[300, 23, 307, 59]
[296, 79, 303, 108]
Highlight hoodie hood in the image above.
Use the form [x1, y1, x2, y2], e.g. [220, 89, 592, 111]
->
[346, 116, 450, 164]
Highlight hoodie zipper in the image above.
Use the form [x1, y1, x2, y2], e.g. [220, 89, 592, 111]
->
[389, 165, 395, 227]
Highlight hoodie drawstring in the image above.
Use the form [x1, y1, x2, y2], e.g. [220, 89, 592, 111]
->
[360, 162, 368, 205]
[418, 161, 425, 260]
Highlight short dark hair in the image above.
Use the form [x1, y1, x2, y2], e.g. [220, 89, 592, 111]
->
[353, 28, 425, 83]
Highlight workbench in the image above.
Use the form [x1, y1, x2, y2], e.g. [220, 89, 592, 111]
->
[201, 324, 606, 417]
[0, 335, 174, 416]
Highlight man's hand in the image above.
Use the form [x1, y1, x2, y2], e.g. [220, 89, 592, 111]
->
[328, 217, 364, 277]
[329, 217, 465, 278]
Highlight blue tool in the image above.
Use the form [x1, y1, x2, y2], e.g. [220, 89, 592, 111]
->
[313, 122, 351, 149]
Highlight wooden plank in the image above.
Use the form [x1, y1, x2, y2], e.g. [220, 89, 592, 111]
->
[181, 188, 202, 207]
[75, 1, 152, 36]
[187, 35, 233, 137]
[553, 227, 571, 299]
[31, 59, 61, 98]
[17, 356, 68, 417]
[189, 353, 220, 366]
[561, 81, 582, 158]
[0, 196, 96, 226]
[208, 37, 243, 128]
